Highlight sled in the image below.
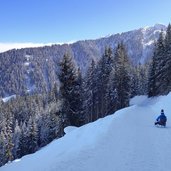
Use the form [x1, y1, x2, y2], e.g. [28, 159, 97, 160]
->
[154, 121, 166, 127]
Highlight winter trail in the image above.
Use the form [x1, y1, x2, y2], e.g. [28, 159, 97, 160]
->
[103, 106, 171, 171]
[66, 97, 171, 171]
[1, 95, 171, 171]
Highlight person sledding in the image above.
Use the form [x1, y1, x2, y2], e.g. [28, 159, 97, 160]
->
[155, 109, 167, 126]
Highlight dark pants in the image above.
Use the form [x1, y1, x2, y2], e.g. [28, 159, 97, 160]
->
[155, 121, 166, 126]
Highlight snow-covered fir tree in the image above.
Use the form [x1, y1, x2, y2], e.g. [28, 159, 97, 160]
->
[113, 43, 131, 109]
[17, 122, 28, 158]
[131, 63, 149, 96]
[12, 120, 21, 159]
[148, 31, 165, 96]
[163, 24, 171, 93]
[73, 68, 85, 126]
[58, 54, 85, 127]
[27, 116, 38, 154]
[3, 111, 14, 162]
[96, 47, 115, 117]
[84, 59, 98, 122]
[0, 130, 6, 165]
[148, 24, 171, 96]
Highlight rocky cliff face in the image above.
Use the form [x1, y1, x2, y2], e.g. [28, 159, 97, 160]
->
[0, 24, 166, 97]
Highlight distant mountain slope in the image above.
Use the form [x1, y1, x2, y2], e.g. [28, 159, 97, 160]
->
[0, 24, 166, 97]
[1, 93, 171, 171]
[95, 24, 166, 63]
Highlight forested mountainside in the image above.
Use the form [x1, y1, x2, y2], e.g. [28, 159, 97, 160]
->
[0, 43, 148, 167]
[0, 24, 166, 97]
[1, 23, 171, 167]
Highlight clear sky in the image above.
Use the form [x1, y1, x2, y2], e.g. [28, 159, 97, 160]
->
[0, 0, 171, 44]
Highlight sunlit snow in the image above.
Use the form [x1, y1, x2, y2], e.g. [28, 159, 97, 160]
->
[1, 93, 171, 171]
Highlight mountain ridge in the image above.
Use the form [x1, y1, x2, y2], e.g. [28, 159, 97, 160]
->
[0, 24, 167, 97]
[0, 23, 166, 53]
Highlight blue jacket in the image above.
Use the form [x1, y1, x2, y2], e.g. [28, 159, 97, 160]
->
[156, 113, 167, 122]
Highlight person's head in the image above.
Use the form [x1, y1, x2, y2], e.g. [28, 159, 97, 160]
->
[161, 109, 164, 114]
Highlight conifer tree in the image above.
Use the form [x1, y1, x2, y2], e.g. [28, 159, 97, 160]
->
[27, 116, 38, 153]
[130, 66, 139, 97]
[137, 64, 148, 95]
[114, 43, 131, 109]
[0, 131, 6, 166]
[148, 47, 158, 97]
[17, 122, 28, 157]
[163, 24, 171, 93]
[148, 31, 165, 96]
[3, 111, 14, 162]
[105, 69, 118, 114]
[72, 68, 85, 126]
[59, 54, 84, 127]
[96, 47, 114, 117]
[12, 120, 21, 159]
[84, 59, 97, 122]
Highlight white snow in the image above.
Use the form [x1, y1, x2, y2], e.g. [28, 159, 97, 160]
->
[144, 40, 154, 46]
[24, 62, 30, 66]
[23, 55, 36, 93]
[1, 93, 171, 171]
[2, 95, 16, 103]
[25, 55, 32, 60]
[64, 126, 78, 134]
[142, 26, 150, 32]
[141, 24, 165, 50]
[26, 85, 36, 93]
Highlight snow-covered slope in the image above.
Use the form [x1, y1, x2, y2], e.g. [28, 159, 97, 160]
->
[1, 93, 171, 171]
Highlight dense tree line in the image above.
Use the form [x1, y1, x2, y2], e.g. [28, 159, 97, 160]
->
[148, 23, 171, 96]
[0, 91, 63, 166]
[0, 42, 149, 167]
[0, 48, 59, 97]
[84, 44, 132, 122]
[84, 43, 149, 123]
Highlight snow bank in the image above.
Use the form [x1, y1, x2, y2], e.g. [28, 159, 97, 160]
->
[64, 126, 78, 134]
[151, 92, 171, 117]
[130, 95, 148, 106]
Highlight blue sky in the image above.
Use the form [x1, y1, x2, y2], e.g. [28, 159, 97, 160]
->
[0, 0, 171, 44]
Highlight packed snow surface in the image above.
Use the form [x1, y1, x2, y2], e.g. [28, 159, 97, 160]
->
[1, 93, 171, 171]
